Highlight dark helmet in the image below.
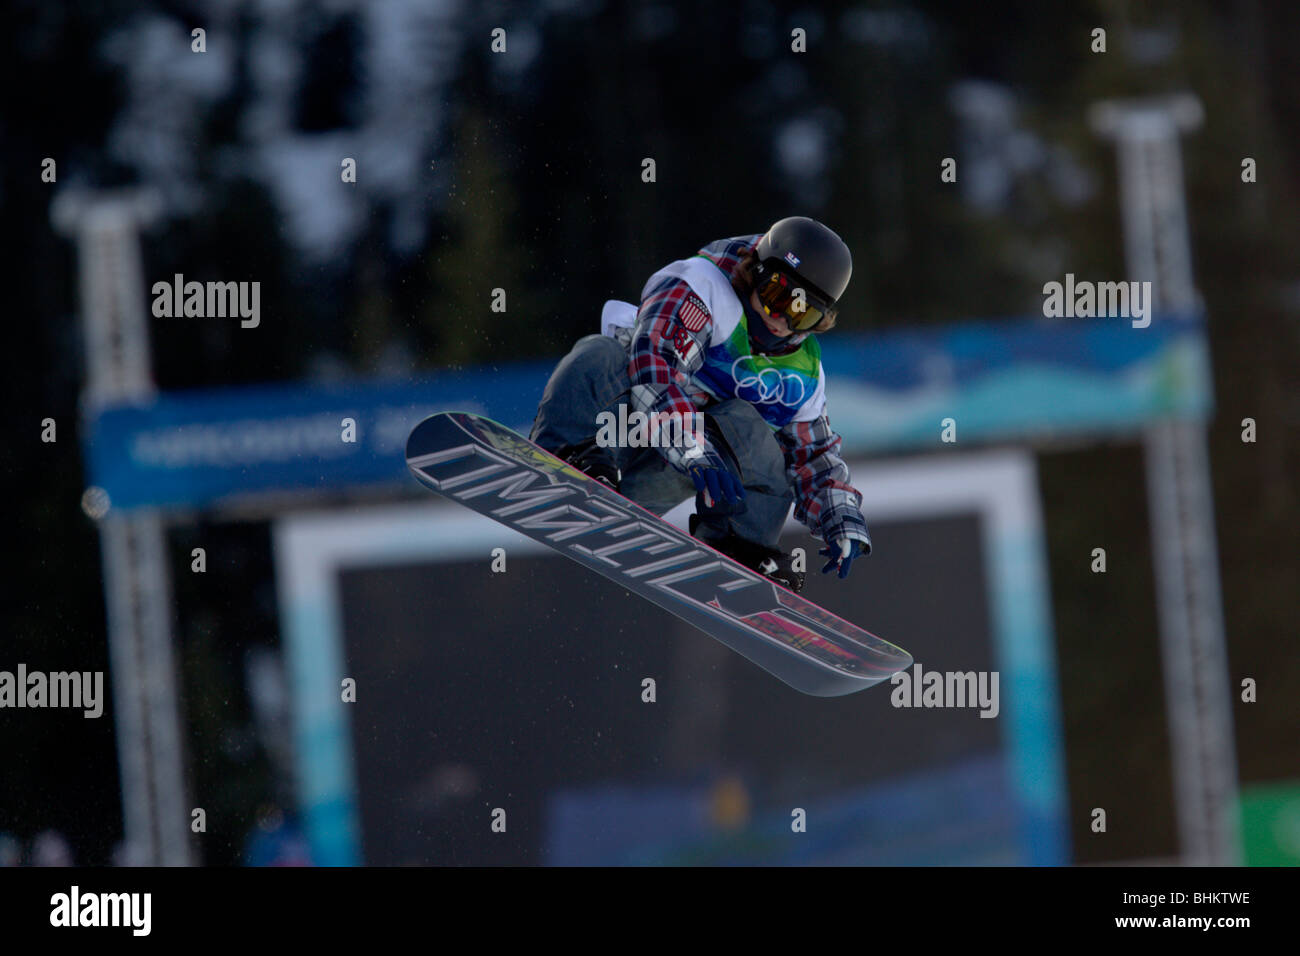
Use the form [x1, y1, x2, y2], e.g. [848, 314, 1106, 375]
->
[751, 217, 852, 331]
[755, 216, 853, 301]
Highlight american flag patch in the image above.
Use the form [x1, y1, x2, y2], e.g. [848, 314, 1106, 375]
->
[678, 294, 710, 332]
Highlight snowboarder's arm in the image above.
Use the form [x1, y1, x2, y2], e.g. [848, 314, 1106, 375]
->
[628, 279, 727, 473]
[776, 414, 872, 552]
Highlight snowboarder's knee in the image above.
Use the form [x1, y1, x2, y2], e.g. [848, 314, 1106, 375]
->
[574, 333, 626, 363]
[547, 334, 629, 391]
[707, 398, 771, 432]
[704, 401, 786, 489]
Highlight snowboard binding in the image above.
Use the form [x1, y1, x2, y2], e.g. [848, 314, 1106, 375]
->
[553, 438, 622, 491]
[689, 514, 806, 593]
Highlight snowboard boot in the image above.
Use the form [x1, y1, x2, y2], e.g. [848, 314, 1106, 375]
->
[552, 438, 622, 491]
[689, 514, 806, 593]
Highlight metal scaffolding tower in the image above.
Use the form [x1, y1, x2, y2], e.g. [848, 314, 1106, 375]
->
[52, 189, 194, 866]
[1091, 95, 1241, 866]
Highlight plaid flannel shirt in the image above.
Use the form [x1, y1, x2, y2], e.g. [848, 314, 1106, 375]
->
[627, 237, 871, 550]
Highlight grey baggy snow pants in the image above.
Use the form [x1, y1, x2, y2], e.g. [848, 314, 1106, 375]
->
[530, 334, 794, 550]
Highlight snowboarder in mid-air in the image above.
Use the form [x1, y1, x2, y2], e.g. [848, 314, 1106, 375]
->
[408, 216, 909, 692]
[531, 217, 871, 594]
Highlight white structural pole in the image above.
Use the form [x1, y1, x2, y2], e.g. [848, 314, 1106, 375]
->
[52, 190, 193, 866]
[1090, 96, 1241, 866]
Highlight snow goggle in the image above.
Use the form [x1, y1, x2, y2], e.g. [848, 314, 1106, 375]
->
[753, 260, 836, 332]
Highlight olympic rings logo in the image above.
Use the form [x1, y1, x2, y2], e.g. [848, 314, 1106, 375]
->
[729, 356, 807, 407]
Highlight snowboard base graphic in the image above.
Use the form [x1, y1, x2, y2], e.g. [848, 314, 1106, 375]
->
[405, 412, 911, 696]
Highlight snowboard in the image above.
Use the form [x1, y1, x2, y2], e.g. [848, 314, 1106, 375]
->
[405, 411, 911, 697]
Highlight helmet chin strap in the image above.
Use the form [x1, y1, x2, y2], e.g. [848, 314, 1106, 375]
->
[742, 297, 805, 355]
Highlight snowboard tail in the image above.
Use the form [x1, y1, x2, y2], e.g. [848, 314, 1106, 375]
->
[405, 411, 911, 697]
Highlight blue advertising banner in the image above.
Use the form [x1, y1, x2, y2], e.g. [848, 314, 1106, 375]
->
[86, 365, 552, 510]
[822, 313, 1212, 449]
[85, 313, 1211, 511]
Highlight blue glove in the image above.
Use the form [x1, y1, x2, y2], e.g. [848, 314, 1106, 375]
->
[688, 465, 746, 508]
[819, 538, 864, 580]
